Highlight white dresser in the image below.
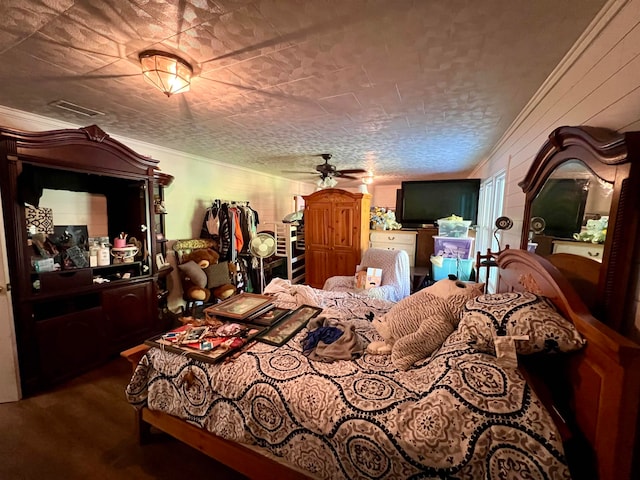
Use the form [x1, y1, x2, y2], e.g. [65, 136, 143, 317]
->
[552, 240, 604, 262]
[369, 230, 417, 266]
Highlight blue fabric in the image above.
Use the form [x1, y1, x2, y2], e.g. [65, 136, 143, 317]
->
[302, 326, 343, 354]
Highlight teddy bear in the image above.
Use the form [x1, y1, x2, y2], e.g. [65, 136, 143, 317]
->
[573, 217, 608, 244]
[367, 274, 484, 370]
[178, 248, 236, 304]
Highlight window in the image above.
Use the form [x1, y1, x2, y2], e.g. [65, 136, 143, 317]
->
[475, 171, 506, 291]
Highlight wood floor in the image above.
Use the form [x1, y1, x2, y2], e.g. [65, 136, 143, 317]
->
[0, 357, 247, 480]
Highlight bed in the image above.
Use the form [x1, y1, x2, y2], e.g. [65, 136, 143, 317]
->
[123, 249, 640, 479]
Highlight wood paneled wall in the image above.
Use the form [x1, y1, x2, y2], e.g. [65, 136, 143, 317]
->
[472, 0, 640, 339]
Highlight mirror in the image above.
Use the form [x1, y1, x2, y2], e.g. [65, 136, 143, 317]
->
[519, 126, 640, 332]
[528, 159, 613, 260]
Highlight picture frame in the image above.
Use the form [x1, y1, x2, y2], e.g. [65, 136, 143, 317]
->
[155, 253, 168, 269]
[257, 305, 322, 346]
[248, 307, 291, 326]
[203, 293, 274, 320]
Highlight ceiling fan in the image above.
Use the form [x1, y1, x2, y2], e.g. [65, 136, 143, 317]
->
[312, 154, 367, 180]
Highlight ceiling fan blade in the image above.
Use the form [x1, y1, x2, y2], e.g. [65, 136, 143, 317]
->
[337, 168, 367, 174]
[281, 170, 316, 174]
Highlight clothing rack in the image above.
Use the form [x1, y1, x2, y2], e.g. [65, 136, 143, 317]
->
[212, 199, 250, 207]
[201, 200, 260, 293]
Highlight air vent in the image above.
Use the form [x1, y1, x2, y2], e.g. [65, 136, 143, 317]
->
[49, 100, 105, 117]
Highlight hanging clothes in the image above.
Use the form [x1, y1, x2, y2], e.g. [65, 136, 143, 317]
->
[200, 200, 220, 239]
[203, 200, 259, 262]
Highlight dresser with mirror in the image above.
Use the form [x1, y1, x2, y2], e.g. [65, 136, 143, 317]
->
[519, 126, 640, 334]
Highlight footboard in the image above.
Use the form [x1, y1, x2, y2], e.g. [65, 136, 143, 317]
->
[497, 250, 640, 480]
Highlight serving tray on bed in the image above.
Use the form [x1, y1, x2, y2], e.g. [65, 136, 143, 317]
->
[145, 322, 265, 364]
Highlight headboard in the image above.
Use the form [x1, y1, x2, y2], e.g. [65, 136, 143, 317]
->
[496, 249, 640, 480]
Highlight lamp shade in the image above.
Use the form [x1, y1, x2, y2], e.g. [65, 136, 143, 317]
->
[139, 50, 193, 97]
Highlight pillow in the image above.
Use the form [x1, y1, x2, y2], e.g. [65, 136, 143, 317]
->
[204, 261, 231, 288]
[458, 291, 585, 355]
[178, 260, 207, 288]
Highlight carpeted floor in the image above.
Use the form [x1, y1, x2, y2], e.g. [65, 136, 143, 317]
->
[0, 357, 247, 480]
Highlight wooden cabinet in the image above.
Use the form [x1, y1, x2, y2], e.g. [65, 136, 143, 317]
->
[303, 189, 371, 288]
[369, 230, 417, 266]
[0, 125, 165, 394]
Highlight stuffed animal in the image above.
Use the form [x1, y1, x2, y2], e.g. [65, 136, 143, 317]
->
[367, 275, 484, 370]
[179, 248, 235, 303]
[573, 217, 607, 244]
[182, 248, 219, 269]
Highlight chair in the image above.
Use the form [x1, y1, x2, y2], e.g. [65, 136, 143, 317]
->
[475, 245, 509, 293]
[322, 248, 411, 302]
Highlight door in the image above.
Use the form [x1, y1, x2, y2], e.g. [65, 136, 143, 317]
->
[0, 190, 21, 402]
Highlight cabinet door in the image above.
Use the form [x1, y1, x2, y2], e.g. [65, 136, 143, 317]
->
[305, 200, 332, 288]
[35, 307, 109, 385]
[332, 201, 358, 249]
[306, 249, 330, 288]
[305, 200, 331, 249]
[102, 281, 156, 351]
[332, 201, 360, 275]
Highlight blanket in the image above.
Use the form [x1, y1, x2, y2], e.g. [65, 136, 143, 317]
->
[126, 283, 569, 479]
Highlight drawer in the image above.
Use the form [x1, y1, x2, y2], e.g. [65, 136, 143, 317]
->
[552, 241, 604, 262]
[39, 268, 93, 293]
[370, 231, 416, 247]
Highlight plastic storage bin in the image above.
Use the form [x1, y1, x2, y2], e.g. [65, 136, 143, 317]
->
[437, 219, 472, 238]
[433, 236, 474, 259]
[431, 255, 474, 281]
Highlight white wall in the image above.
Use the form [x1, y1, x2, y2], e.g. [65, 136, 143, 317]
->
[470, 0, 640, 340]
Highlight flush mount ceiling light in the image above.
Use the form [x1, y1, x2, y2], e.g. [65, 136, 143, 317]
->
[139, 50, 193, 97]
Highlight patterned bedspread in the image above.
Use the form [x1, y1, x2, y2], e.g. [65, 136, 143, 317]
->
[126, 285, 570, 479]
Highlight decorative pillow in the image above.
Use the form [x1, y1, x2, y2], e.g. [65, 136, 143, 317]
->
[205, 261, 231, 288]
[178, 260, 207, 288]
[458, 291, 585, 355]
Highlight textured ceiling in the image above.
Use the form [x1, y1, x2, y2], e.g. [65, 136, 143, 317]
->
[0, 0, 606, 185]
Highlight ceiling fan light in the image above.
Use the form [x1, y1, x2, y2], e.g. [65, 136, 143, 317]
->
[139, 50, 192, 97]
[317, 176, 338, 189]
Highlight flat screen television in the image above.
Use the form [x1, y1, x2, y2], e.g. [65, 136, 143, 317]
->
[397, 179, 481, 228]
[530, 178, 588, 239]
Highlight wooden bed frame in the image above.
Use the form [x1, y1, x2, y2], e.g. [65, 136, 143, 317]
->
[122, 249, 640, 480]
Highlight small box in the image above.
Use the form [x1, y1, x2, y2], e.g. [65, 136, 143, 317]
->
[356, 267, 382, 289]
[437, 219, 472, 238]
[431, 256, 474, 281]
[433, 236, 474, 259]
